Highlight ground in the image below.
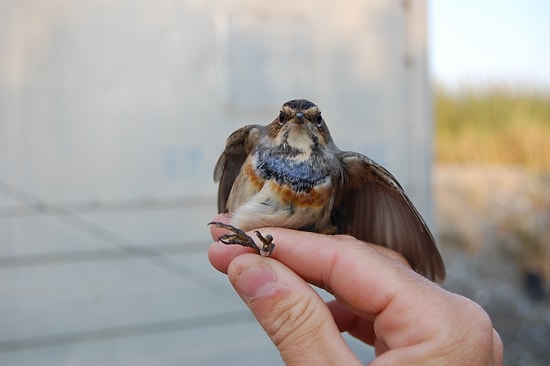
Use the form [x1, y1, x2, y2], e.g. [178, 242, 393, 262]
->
[434, 164, 550, 365]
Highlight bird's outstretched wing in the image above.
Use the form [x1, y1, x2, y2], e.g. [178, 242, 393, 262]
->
[214, 124, 264, 213]
[334, 151, 446, 282]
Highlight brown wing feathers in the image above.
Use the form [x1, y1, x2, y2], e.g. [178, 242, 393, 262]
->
[336, 152, 445, 282]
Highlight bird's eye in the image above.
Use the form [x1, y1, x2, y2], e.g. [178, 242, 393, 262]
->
[278, 111, 285, 125]
[316, 113, 323, 126]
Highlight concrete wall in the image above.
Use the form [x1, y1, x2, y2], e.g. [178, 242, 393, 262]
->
[0, 0, 431, 364]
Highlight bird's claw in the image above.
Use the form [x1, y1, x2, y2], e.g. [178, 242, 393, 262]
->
[255, 231, 275, 257]
[208, 222, 275, 256]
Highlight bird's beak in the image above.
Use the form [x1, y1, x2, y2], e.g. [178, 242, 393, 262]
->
[293, 112, 305, 124]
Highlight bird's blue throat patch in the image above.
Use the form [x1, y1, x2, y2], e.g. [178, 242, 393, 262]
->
[256, 150, 329, 192]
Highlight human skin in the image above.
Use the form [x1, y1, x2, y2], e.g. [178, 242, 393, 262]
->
[208, 214, 503, 365]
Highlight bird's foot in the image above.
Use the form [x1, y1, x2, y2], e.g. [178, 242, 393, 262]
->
[255, 231, 275, 257]
[208, 222, 275, 257]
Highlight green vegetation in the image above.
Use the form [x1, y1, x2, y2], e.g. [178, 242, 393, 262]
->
[435, 86, 550, 171]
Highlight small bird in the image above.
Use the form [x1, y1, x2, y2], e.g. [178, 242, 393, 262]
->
[211, 99, 445, 282]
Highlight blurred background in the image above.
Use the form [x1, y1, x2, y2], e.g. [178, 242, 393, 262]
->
[0, 0, 548, 365]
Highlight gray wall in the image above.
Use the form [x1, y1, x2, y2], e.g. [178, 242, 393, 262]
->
[0, 0, 431, 364]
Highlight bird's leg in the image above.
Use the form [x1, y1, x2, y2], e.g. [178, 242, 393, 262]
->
[208, 222, 275, 256]
[208, 222, 259, 254]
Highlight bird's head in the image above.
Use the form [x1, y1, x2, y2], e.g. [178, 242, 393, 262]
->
[267, 99, 334, 154]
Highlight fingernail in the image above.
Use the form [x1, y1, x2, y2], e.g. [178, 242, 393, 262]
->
[236, 263, 278, 299]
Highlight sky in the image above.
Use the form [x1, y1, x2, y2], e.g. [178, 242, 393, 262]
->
[428, 0, 550, 89]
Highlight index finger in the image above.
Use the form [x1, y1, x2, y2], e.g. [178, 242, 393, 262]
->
[208, 214, 410, 271]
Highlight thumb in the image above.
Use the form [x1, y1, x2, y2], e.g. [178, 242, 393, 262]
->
[227, 254, 361, 366]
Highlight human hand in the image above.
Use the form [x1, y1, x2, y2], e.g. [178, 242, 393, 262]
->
[208, 214, 503, 365]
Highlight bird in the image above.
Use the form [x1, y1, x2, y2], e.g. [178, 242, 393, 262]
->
[210, 99, 445, 282]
